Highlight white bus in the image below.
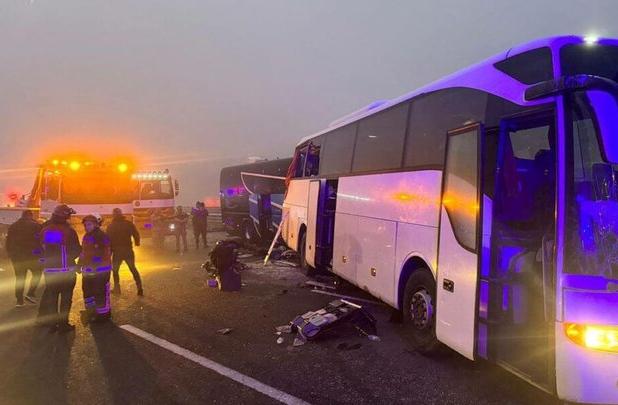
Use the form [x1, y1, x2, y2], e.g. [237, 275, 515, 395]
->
[281, 36, 618, 404]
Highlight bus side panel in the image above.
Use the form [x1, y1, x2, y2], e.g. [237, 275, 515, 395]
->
[282, 179, 310, 251]
[335, 171, 442, 225]
[332, 212, 358, 283]
[335, 171, 442, 306]
[394, 223, 439, 308]
[356, 216, 397, 307]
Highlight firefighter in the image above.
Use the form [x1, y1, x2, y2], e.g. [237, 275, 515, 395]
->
[78, 214, 112, 325]
[37, 204, 81, 332]
[107, 208, 143, 296]
[191, 201, 209, 249]
[5, 210, 43, 307]
[174, 206, 189, 253]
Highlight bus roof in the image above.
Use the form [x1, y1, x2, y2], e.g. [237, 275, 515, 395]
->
[297, 35, 618, 146]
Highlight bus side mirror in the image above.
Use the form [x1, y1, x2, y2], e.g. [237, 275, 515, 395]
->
[174, 179, 180, 196]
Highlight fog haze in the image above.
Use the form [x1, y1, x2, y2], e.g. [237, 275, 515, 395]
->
[1, 0, 618, 204]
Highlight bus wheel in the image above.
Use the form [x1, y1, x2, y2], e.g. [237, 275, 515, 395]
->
[403, 269, 440, 354]
[298, 233, 315, 277]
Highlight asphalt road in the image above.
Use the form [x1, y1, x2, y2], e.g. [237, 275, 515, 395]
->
[0, 232, 558, 405]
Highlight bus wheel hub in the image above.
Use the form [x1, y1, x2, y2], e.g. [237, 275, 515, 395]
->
[410, 289, 433, 329]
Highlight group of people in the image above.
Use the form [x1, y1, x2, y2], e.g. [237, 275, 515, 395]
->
[5, 205, 142, 332]
[152, 202, 209, 253]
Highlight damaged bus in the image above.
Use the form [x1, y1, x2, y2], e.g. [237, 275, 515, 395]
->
[220, 158, 291, 244]
[281, 36, 618, 404]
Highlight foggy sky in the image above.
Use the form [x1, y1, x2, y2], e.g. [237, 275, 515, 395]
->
[1, 0, 618, 204]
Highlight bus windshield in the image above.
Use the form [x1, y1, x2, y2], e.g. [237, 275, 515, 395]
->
[61, 172, 136, 204]
[561, 44, 618, 82]
[566, 91, 618, 280]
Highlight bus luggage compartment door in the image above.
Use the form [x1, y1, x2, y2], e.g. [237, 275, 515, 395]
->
[436, 124, 483, 360]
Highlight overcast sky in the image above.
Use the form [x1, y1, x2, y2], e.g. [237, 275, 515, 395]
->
[1, 0, 618, 204]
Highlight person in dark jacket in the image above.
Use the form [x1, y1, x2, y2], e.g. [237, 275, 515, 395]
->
[191, 201, 209, 249]
[106, 208, 143, 296]
[78, 214, 112, 325]
[5, 210, 43, 307]
[38, 204, 81, 332]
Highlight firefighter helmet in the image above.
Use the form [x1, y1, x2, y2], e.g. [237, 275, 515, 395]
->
[82, 213, 103, 227]
[52, 204, 76, 220]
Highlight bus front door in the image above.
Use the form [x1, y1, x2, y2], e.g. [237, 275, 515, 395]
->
[436, 124, 483, 360]
[306, 179, 337, 269]
[484, 111, 556, 390]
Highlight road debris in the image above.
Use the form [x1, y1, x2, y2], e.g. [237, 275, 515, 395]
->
[293, 336, 306, 347]
[271, 260, 298, 268]
[305, 280, 337, 290]
[217, 328, 233, 335]
[276, 300, 377, 348]
[203, 239, 243, 291]
[275, 325, 293, 334]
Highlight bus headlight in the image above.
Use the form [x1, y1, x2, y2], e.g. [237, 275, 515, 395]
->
[565, 323, 618, 352]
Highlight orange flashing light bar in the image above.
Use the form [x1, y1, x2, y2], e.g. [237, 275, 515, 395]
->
[44, 158, 133, 174]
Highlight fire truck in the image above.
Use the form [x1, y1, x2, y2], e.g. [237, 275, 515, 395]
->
[0, 158, 179, 239]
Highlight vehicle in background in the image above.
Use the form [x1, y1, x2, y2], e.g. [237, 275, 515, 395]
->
[281, 36, 618, 404]
[220, 158, 291, 244]
[0, 158, 179, 237]
[131, 170, 179, 236]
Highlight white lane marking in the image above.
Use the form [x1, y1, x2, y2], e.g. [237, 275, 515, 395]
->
[120, 324, 310, 405]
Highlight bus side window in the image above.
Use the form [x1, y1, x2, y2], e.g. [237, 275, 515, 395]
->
[304, 143, 321, 177]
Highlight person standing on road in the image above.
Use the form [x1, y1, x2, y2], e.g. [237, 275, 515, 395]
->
[174, 206, 189, 254]
[106, 208, 143, 296]
[150, 210, 165, 248]
[5, 210, 43, 307]
[38, 204, 81, 333]
[191, 201, 209, 249]
[78, 214, 112, 325]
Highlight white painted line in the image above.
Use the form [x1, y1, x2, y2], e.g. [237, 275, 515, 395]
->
[120, 324, 310, 405]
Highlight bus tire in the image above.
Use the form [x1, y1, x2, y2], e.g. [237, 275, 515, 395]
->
[403, 269, 440, 354]
[298, 232, 315, 277]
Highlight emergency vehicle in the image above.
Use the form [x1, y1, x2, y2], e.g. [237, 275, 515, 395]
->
[1, 158, 179, 236]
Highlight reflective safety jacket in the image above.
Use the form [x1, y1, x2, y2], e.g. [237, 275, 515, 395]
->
[78, 228, 112, 274]
[40, 220, 81, 273]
